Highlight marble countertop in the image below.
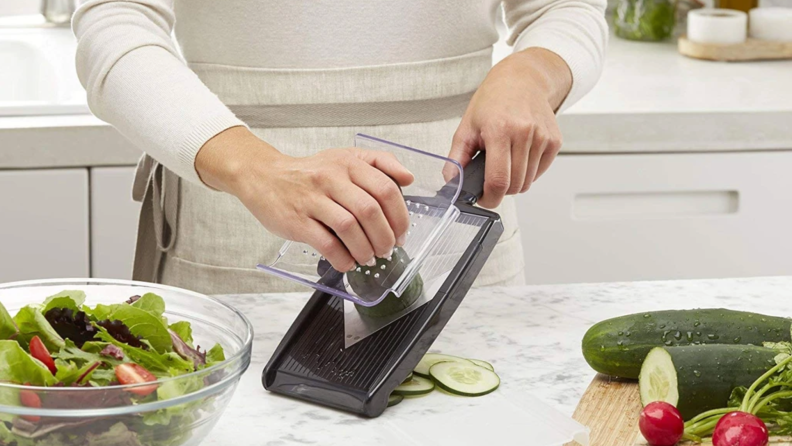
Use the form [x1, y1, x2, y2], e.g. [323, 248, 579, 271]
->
[201, 276, 792, 445]
[3, 25, 792, 169]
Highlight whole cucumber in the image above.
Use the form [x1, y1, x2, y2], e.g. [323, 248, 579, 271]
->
[582, 309, 791, 379]
[639, 345, 778, 420]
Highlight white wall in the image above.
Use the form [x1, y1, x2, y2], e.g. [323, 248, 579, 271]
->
[0, 0, 39, 16]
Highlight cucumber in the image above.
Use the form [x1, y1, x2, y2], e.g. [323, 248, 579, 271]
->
[350, 247, 424, 318]
[388, 393, 404, 407]
[402, 372, 413, 384]
[582, 309, 791, 379]
[469, 359, 494, 372]
[393, 375, 435, 396]
[639, 345, 778, 420]
[429, 362, 500, 397]
[414, 353, 474, 377]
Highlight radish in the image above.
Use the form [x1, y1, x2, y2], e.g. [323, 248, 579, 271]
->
[639, 401, 684, 446]
[712, 412, 769, 446]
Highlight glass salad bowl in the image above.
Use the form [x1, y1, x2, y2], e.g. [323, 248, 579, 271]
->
[0, 279, 253, 446]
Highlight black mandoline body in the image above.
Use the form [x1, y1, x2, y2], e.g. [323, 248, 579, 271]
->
[261, 152, 503, 417]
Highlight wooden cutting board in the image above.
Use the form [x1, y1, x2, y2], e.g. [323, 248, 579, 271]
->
[678, 36, 792, 61]
[565, 374, 792, 446]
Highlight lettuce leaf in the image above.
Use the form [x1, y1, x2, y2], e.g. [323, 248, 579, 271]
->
[0, 340, 58, 386]
[0, 387, 20, 423]
[88, 368, 117, 387]
[85, 422, 144, 446]
[94, 327, 192, 377]
[53, 358, 104, 386]
[13, 306, 64, 351]
[85, 304, 172, 353]
[168, 321, 193, 346]
[54, 340, 123, 368]
[42, 290, 86, 314]
[83, 303, 114, 322]
[130, 293, 166, 319]
[169, 330, 205, 368]
[205, 344, 225, 366]
[142, 375, 205, 426]
[0, 301, 18, 340]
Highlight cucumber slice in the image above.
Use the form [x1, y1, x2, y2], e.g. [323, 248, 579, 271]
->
[414, 353, 473, 377]
[469, 359, 494, 372]
[388, 394, 404, 407]
[429, 362, 500, 397]
[393, 375, 435, 396]
[639, 347, 680, 408]
[402, 372, 414, 384]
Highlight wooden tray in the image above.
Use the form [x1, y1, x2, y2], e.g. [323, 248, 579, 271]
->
[678, 36, 792, 61]
[566, 374, 792, 446]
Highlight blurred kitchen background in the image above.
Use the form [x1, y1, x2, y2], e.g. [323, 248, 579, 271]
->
[1, 0, 790, 285]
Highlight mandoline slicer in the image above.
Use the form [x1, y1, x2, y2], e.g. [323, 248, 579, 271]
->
[258, 134, 503, 417]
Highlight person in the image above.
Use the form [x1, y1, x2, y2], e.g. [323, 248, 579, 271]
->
[72, 1, 607, 294]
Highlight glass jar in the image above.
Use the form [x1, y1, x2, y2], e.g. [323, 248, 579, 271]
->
[614, 0, 676, 41]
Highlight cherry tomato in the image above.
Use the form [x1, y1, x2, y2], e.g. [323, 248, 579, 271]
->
[114, 363, 158, 397]
[712, 411, 768, 446]
[19, 388, 41, 423]
[29, 336, 56, 375]
[639, 401, 685, 446]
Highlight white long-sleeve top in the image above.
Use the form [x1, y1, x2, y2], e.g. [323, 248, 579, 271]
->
[73, 1, 608, 186]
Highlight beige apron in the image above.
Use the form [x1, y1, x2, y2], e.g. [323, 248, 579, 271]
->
[132, 48, 526, 295]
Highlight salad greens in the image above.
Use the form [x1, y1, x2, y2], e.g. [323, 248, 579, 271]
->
[0, 290, 227, 446]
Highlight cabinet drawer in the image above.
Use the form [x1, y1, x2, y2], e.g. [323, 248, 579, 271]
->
[515, 151, 792, 284]
[0, 169, 89, 281]
[90, 167, 140, 280]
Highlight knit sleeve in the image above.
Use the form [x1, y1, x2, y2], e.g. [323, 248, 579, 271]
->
[502, 0, 609, 112]
[72, 0, 246, 186]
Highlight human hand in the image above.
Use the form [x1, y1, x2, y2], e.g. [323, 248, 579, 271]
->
[195, 127, 414, 272]
[448, 47, 572, 208]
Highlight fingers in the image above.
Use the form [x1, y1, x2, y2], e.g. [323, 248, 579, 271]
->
[310, 199, 376, 267]
[301, 219, 356, 272]
[361, 151, 415, 187]
[508, 125, 533, 195]
[535, 129, 563, 182]
[522, 131, 546, 193]
[445, 124, 478, 182]
[349, 163, 411, 250]
[478, 130, 511, 209]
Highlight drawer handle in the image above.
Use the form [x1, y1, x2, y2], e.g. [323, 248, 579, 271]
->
[573, 191, 739, 220]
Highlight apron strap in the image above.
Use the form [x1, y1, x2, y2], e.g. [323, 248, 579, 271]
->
[132, 154, 180, 283]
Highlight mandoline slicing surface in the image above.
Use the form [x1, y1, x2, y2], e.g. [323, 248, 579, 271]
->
[278, 294, 431, 390]
[264, 203, 503, 417]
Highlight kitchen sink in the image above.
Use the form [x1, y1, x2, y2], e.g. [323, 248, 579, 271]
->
[0, 26, 89, 116]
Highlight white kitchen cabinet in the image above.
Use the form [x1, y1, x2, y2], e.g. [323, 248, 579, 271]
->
[0, 168, 89, 281]
[515, 151, 792, 285]
[90, 167, 141, 280]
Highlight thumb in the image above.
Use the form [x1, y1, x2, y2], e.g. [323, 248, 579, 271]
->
[444, 126, 478, 182]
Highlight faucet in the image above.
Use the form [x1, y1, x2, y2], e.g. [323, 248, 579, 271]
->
[41, 0, 76, 26]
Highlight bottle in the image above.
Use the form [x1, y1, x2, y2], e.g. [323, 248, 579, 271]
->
[717, 0, 759, 13]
